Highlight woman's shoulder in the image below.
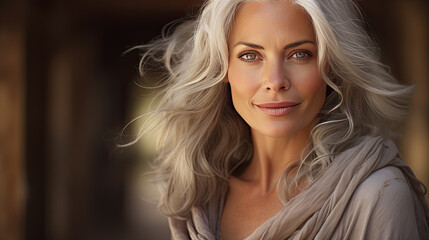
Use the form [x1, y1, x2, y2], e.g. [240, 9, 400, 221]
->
[335, 166, 420, 239]
[349, 166, 416, 220]
[353, 166, 411, 202]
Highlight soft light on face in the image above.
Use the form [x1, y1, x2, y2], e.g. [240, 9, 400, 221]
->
[227, 0, 326, 139]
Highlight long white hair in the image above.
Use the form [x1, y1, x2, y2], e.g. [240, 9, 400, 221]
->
[130, 0, 413, 219]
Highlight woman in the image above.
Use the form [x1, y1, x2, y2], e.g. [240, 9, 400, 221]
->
[133, 0, 429, 239]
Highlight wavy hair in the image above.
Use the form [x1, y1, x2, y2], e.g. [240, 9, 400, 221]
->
[130, 0, 413, 219]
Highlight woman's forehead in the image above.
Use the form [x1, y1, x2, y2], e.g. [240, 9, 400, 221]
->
[229, 1, 315, 47]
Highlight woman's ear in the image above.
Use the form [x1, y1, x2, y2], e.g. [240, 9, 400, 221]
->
[222, 73, 229, 83]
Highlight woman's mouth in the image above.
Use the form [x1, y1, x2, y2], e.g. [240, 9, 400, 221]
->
[255, 102, 300, 116]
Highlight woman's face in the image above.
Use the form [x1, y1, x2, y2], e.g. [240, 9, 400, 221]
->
[227, 0, 326, 138]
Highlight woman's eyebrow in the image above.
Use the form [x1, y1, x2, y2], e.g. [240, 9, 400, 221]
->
[284, 40, 315, 49]
[233, 40, 315, 50]
[234, 41, 264, 49]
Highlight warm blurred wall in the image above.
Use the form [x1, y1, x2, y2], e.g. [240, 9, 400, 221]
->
[359, 0, 429, 192]
[0, 0, 26, 239]
[396, 0, 429, 191]
[23, 0, 198, 239]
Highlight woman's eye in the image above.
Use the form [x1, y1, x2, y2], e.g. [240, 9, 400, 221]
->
[294, 52, 307, 59]
[243, 53, 256, 60]
[289, 50, 312, 61]
[239, 52, 260, 62]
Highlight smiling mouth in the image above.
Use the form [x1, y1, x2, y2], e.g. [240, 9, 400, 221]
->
[255, 102, 299, 116]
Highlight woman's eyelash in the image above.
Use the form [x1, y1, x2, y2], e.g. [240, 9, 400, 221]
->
[288, 49, 312, 60]
[238, 51, 261, 62]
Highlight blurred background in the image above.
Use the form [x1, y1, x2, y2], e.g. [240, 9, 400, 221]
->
[0, 0, 428, 239]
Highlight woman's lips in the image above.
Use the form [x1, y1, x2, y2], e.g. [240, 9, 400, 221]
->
[255, 102, 299, 116]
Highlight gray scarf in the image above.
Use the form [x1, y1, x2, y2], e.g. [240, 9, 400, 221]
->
[169, 137, 429, 239]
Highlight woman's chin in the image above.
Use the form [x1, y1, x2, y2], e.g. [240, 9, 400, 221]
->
[252, 127, 298, 139]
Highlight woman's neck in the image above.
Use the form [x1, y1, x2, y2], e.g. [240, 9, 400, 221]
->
[239, 125, 313, 194]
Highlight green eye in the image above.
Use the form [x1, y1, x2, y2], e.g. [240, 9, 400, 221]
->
[243, 53, 257, 60]
[238, 51, 262, 63]
[294, 52, 307, 58]
[288, 50, 312, 62]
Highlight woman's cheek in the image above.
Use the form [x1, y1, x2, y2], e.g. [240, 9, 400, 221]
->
[228, 64, 260, 98]
[293, 65, 325, 96]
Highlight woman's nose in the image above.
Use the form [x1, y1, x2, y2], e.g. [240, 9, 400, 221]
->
[262, 60, 290, 92]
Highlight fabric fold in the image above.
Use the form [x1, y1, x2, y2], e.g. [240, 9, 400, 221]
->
[169, 137, 429, 240]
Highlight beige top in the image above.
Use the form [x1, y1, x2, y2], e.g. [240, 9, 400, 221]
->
[331, 166, 420, 239]
[169, 137, 429, 239]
